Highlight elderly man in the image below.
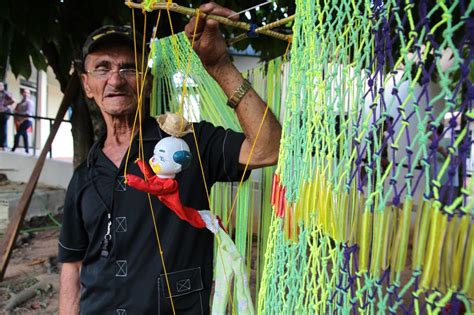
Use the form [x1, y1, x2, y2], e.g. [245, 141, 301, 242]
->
[58, 3, 281, 314]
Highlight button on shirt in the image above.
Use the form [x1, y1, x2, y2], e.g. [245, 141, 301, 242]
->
[58, 117, 249, 314]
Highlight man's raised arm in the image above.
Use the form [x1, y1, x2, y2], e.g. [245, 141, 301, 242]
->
[184, 3, 282, 169]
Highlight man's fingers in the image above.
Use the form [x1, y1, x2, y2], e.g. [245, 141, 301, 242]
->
[185, 16, 206, 42]
[186, 2, 239, 40]
[227, 13, 240, 22]
[199, 2, 238, 21]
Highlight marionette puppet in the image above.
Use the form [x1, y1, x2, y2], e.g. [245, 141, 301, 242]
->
[126, 112, 254, 314]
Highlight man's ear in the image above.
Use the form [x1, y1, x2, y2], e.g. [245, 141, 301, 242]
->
[81, 73, 94, 98]
[143, 73, 153, 96]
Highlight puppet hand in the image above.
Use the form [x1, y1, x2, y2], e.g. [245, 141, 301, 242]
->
[184, 2, 238, 77]
[198, 210, 220, 234]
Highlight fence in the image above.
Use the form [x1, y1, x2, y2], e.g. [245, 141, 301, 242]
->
[3, 112, 71, 158]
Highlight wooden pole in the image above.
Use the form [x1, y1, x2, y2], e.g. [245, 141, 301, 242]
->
[126, 1, 292, 42]
[255, 15, 295, 33]
[0, 73, 79, 281]
[227, 15, 295, 45]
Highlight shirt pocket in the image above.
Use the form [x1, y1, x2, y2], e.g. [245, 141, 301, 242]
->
[157, 267, 208, 314]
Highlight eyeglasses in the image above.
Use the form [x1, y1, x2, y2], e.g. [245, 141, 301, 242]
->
[86, 68, 142, 80]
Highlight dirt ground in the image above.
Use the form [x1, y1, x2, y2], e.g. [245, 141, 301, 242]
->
[0, 217, 60, 314]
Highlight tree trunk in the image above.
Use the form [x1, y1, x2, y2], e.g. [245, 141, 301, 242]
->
[70, 86, 94, 167]
[70, 67, 105, 167]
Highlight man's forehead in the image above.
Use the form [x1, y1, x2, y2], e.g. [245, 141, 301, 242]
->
[85, 46, 137, 65]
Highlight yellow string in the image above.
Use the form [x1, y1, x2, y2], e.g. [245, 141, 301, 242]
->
[137, 12, 147, 162]
[178, 9, 201, 131]
[178, 13, 238, 313]
[123, 8, 142, 179]
[124, 8, 177, 314]
[166, 2, 181, 71]
[125, 9, 163, 180]
[189, 122, 237, 313]
[181, 10, 213, 215]
[225, 40, 292, 226]
[124, 7, 286, 313]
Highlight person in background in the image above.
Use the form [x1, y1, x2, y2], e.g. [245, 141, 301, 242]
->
[0, 82, 15, 150]
[11, 88, 34, 153]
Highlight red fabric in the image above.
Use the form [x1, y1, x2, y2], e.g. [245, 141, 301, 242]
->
[216, 216, 227, 233]
[271, 174, 279, 206]
[126, 160, 206, 229]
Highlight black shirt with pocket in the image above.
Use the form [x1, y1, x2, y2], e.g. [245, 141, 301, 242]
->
[58, 117, 249, 314]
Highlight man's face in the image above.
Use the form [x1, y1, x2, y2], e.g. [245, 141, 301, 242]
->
[81, 45, 139, 117]
[0, 83, 4, 92]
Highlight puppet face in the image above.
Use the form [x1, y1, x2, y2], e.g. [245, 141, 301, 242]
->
[149, 137, 192, 178]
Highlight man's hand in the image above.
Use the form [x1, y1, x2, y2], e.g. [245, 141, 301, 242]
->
[184, 3, 238, 77]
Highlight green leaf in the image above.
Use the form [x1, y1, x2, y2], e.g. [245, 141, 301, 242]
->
[0, 21, 14, 80]
[9, 32, 32, 79]
[30, 46, 48, 71]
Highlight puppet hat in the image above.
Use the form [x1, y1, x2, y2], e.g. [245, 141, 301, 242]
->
[156, 112, 193, 137]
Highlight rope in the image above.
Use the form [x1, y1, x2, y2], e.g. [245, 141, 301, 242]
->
[127, 1, 292, 42]
[126, 8, 177, 314]
[259, 0, 474, 312]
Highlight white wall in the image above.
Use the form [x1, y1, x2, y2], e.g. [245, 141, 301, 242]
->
[233, 55, 261, 73]
[46, 67, 73, 160]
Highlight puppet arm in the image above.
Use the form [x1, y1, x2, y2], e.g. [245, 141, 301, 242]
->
[157, 192, 207, 229]
[126, 159, 178, 195]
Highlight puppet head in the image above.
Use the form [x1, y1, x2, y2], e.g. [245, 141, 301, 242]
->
[149, 137, 192, 178]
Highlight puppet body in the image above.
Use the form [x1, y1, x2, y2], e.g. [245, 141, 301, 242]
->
[126, 133, 254, 314]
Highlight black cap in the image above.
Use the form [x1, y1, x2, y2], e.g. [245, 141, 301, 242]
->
[82, 25, 143, 61]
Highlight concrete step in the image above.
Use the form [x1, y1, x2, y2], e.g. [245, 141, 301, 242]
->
[0, 182, 65, 232]
[0, 151, 73, 189]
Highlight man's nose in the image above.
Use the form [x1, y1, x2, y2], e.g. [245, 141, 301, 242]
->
[107, 70, 127, 85]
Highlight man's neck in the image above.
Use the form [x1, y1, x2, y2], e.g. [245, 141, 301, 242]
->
[103, 116, 137, 168]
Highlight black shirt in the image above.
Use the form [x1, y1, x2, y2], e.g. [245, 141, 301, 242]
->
[59, 117, 248, 314]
